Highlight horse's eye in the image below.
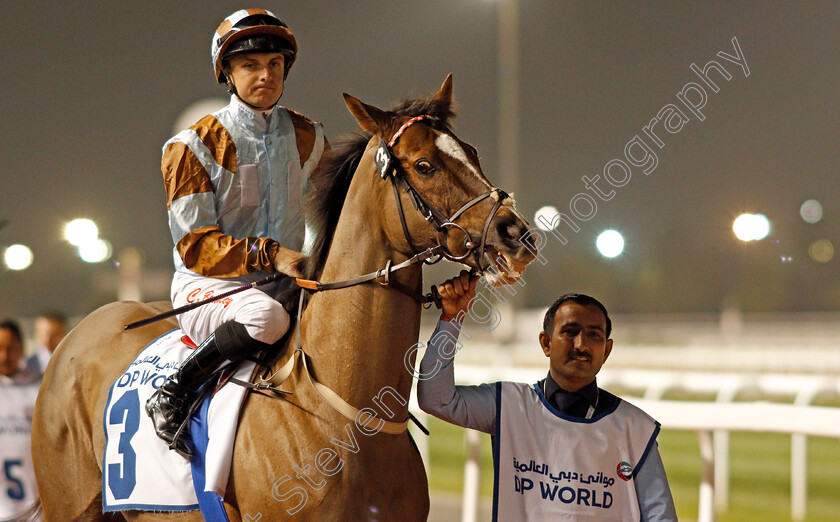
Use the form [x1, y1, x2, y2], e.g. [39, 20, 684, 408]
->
[414, 160, 436, 176]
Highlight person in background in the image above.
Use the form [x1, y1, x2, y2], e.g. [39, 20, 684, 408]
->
[0, 318, 41, 519]
[418, 271, 677, 521]
[25, 310, 67, 377]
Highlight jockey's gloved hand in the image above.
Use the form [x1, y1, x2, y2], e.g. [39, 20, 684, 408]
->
[273, 246, 307, 278]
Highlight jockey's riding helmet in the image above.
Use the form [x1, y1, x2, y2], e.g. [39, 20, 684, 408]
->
[211, 9, 297, 84]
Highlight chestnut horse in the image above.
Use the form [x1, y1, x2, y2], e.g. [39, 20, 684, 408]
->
[30, 75, 536, 520]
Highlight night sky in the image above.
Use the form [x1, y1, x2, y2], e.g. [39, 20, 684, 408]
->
[2, 1, 838, 317]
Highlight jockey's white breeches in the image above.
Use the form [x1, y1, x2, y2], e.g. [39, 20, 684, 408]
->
[171, 271, 290, 346]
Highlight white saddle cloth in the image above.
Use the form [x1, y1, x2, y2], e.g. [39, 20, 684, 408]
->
[102, 329, 253, 512]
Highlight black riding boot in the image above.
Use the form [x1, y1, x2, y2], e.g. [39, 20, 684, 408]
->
[145, 320, 261, 457]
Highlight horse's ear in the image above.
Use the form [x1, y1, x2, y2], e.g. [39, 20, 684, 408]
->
[343, 93, 392, 136]
[431, 74, 454, 110]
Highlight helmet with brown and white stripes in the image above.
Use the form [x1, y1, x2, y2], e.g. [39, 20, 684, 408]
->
[211, 9, 297, 84]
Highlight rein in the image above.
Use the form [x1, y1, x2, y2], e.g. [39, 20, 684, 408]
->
[295, 245, 446, 308]
[123, 245, 445, 331]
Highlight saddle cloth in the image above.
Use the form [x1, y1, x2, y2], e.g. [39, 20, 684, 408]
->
[102, 328, 254, 516]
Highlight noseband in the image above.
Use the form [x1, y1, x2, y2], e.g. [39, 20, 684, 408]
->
[374, 115, 516, 273]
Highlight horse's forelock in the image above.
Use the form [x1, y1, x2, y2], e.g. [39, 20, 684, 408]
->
[390, 96, 456, 126]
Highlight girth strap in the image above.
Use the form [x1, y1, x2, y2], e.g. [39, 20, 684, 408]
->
[231, 291, 412, 435]
[232, 349, 409, 434]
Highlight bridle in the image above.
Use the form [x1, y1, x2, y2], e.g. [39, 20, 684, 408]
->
[374, 114, 520, 272]
[295, 114, 527, 308]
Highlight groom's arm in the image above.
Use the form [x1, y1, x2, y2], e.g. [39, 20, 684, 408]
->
[417, 319, 497, 434]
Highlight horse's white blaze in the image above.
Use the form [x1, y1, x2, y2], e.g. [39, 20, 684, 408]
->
[435, 134, 493, 188]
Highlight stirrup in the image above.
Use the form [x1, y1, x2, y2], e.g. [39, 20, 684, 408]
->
[168, 417, 196, 458]
[168, 381, 214, 458]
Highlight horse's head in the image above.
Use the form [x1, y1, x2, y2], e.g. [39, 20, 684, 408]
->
[342, 75, 538, 285]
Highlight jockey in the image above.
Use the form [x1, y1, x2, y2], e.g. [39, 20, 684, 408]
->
[146, 8, 327, 457]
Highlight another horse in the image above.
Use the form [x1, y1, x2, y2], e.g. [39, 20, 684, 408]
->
[30, 75, 536, 520]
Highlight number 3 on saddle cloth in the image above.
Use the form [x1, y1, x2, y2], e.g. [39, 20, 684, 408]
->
[102, 329, 252, 520]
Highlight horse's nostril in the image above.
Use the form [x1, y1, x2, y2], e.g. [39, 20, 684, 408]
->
[505, 224, 520, 239]
[497, 220, 524, 242]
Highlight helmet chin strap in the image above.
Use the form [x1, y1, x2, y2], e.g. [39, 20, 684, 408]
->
[225, 74, 283, 112]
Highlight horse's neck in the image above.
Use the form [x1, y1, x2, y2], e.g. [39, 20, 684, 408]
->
[300, 151, 423, 417]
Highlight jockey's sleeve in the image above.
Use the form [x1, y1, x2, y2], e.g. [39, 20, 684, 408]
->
[162, 139, 279, 278]
[417, 320, 497, 434]
[175, 225, 278, 278]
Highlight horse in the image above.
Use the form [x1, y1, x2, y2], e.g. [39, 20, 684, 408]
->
[29, 75, 537, 521]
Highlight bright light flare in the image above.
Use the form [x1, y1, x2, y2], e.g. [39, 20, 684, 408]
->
[65, 219, 99, 246]
[4, 244, 33, 270]
[800, 199, 822, 224]
[173, 98, 228, 135]
[596, 230, 624, 258]
[78, 239, 112, 263]
[534, 206, 559, 231]
[808, 239, 834, 263]
[732, 213, 770, 241]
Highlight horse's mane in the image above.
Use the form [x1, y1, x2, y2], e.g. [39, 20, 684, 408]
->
[300, 94, 457, 281]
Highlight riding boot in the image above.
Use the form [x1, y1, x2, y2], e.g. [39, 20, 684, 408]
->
[145, 320, 262, 457]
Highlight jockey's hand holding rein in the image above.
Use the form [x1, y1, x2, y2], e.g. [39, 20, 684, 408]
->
[273, 246, 307, 278]
[437, 270, 479, 322]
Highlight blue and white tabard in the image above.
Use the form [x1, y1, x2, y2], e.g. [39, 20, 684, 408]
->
[0, 375, 40, 519]
[492, 382, 660, 521]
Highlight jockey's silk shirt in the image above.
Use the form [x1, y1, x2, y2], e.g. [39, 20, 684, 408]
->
[162, 95, 325, 284]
